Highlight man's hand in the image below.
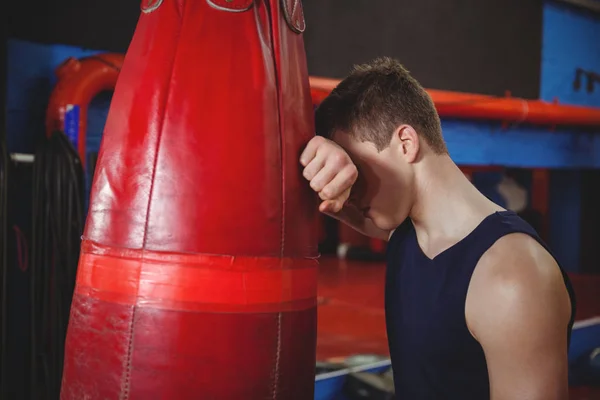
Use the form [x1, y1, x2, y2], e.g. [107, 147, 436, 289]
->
[300, 136, 358, 214]
[300, 136, 391, 241]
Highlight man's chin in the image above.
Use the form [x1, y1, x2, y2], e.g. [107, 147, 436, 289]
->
[368, 214, 386, 229]
[369, 214, 400, 232]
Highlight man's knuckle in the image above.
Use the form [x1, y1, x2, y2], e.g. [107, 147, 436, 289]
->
[302, 168, 312, 179]
[347, 164, 358, 178]
[312, 136, 325, 144]
[329, 152, 345, 167]
[327, 188, 337, 199]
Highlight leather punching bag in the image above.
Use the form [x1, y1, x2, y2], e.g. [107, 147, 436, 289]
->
[60, 0, 319, 398]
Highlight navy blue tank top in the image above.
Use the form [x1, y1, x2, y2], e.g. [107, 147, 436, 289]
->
[385, 210, 576, 399]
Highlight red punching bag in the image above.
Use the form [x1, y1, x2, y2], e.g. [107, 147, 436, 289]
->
[60, 0, 318, 398]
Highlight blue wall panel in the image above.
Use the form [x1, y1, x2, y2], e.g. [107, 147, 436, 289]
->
[6, 39, 107, 154]
[541, 3, 600, 107]
[444, 119, 600, 168]
[541, 2, 600, 271]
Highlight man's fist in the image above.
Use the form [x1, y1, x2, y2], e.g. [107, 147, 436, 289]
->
[300, 136, 358, 214]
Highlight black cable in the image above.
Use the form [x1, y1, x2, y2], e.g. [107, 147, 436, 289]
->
[31, 130, 84, 400]
[0, 17, 6, 396]
[0, 127, 8, 396]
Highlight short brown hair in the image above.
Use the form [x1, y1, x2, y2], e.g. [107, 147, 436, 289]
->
[315, 57, 447, 154]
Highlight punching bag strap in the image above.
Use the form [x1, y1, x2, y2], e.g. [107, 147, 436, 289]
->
[141, 0, 163, 13]
[281, 0, 306, 33]
[207, 0, 253, 12]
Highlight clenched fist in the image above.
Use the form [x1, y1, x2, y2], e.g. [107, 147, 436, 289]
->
[300, 136, 358, 214]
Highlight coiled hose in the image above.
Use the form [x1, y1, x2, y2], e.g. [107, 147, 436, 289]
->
[0, 132, 8, 395]
[31, 130, 84, 399]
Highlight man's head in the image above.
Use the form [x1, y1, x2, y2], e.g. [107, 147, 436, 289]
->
[315, 57, 447, 230]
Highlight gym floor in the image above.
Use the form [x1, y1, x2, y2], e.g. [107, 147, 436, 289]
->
[317, 257, 388, 361]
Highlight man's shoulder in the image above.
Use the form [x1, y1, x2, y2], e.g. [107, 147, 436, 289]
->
[477, 232, 563, 290]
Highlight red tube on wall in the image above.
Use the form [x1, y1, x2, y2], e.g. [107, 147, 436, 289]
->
[45, 54, 124, 165]
[310, 76, 600, 128]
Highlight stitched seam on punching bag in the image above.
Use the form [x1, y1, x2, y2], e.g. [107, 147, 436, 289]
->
[119, 304, 138, 400]
[119, 2, 187, 398]
[291, 0, 298, 19]
[263, 0, 284, 398]
[274, 312, 282, 399]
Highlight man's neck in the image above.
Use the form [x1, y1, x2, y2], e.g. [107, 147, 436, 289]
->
[408, 154, 504, 256]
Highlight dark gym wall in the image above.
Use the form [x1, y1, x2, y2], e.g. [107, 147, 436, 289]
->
[302, 0, 543, 99]
[7, 0, 141, 53]
[8, 0, 544, 99]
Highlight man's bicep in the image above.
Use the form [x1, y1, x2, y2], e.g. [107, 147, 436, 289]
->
[466, 235, 571, 400]
[477, 302, 570, 400]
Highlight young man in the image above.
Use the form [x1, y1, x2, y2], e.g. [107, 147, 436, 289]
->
[300, 57, 576, 399]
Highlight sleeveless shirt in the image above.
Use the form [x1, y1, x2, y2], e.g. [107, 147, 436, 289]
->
[385, 210, 576, 399]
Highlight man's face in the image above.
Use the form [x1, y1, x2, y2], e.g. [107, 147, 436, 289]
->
[332, 131, 414, 231]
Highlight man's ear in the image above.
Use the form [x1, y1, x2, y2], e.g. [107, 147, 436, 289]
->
[393, 124, 419, 163]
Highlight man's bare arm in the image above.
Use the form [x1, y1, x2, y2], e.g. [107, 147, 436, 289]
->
[300, 136, 391, 241]
[466, 233, 572, 400]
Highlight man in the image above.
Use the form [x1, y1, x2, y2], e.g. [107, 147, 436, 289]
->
[300, 57, 575, 399]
